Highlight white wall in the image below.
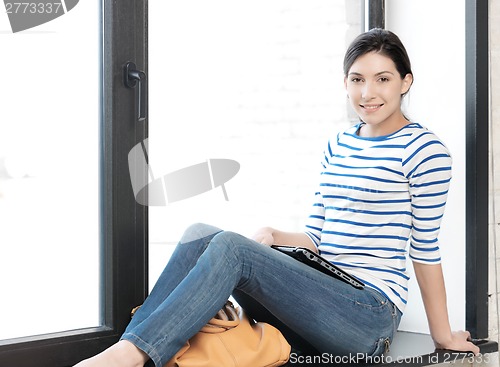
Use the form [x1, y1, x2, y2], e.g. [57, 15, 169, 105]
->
[386, 0, 466, 334]
[148, 0, 361, 252]
[489, 0, 500, 346]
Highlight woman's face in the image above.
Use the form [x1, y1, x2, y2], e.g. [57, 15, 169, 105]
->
[345, 51, 413, 137]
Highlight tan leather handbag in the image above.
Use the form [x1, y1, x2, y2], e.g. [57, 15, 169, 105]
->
[164, 301, 291, 367]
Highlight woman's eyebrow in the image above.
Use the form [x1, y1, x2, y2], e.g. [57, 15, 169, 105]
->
[348, 71, 395, 76]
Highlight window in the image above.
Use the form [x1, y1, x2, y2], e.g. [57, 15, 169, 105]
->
[0, 1, 148, 365]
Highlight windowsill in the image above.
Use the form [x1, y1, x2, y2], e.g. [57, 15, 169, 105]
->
[370, 331, 498, 366]
[284, 332, 498, 366]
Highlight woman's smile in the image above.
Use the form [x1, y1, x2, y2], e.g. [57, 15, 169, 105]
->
[360, 103, 384, 112]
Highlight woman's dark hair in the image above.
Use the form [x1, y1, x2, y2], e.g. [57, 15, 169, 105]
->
[343, 28, 413, 96]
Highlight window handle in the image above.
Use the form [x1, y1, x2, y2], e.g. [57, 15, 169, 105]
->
[124, 62, 147, 121]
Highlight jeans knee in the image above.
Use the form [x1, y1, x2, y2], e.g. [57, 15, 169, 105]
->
[210, 231, 253, 257]
[180, 223, 222, 244]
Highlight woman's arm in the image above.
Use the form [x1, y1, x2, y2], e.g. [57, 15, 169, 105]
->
[252, 227, 318, 253]
[413, 261, 480, 355]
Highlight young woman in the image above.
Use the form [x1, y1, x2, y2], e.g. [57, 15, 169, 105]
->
[75, 28, 480, 367]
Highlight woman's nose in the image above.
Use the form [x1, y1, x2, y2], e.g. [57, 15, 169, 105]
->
[362, 82, 376, 100]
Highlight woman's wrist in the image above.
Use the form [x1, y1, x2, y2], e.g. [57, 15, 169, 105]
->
[433, 330, 479, 355]
[431, 326, 454, 349]
[433, 334, 453, 349]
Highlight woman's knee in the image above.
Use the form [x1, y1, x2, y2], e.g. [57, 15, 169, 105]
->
[210, 231, 257, 256]
[180, 223, 222, 244]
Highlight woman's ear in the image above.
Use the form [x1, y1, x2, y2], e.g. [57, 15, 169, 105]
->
[401, 73, 413, 95]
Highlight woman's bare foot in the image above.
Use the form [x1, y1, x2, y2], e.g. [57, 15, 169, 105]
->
[73, 340, 149, 367]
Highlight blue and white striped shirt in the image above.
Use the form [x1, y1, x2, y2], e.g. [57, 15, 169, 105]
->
[304, 122, 452, 312]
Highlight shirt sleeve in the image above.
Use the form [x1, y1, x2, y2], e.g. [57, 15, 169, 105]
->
[304, 190, 324, 248]
[304, 137, 335, 248]
[402, 131, 452, 264]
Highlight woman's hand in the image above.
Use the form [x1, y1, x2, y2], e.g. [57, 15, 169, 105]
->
[251, 227, 318, 252]
[252, 227, 275, 246]
[434, 330, 480, 355]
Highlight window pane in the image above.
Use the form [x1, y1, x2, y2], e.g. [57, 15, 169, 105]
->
[0, 1, 100, 339]
[148, 0, 362, 286]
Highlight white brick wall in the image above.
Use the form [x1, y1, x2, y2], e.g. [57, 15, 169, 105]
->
[224, 0, 358, 234]
[488, 0, 500, 365]
[149, 0, 361, 243]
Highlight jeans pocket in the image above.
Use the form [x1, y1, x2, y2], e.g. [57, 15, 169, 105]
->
[355, 288, 388, 310]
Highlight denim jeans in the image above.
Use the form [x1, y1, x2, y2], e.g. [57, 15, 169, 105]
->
[121, 223, 402, 367]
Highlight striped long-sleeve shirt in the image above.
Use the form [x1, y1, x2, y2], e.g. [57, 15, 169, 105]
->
[304, 122, 452, 312]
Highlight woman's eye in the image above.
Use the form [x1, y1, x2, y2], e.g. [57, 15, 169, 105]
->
[351, 77, 363, 83]
[379, 77, 390, 82]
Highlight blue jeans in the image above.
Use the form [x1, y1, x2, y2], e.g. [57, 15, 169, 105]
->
[121, 223, 402, 367]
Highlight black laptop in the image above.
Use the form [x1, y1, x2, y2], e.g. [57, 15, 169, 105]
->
[271, 246, 364, 289]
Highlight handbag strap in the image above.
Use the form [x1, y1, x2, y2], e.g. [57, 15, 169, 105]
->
[200, 301, 240, 333]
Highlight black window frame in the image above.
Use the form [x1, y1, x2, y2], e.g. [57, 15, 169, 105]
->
[465, 0, 489, 339]
[0, 0, 149, 365]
